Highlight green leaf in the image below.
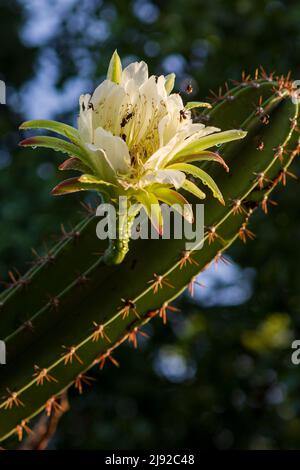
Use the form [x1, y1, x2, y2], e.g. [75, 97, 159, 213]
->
[172, 151, 229, 172]
[167, 162, 225, 204]
[19, 120, 81, 145]
[107, 50, 122, 84]
[175, 130, 247, 158]
[135, 192, 163, 235]
[185, 101, 212, 110]
[19, 136, 90, 166]
[153, 187, 193, 223]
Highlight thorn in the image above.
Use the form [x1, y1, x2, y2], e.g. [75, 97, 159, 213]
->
[60, 224, 80, 242]
[205, 226, 222, 244]
[16, 420, 32, 442]
[146, 308, 159, 319]
[95, 349, 119, 370]
[290, 117, 300, 132]
[159, 302, 180, 324]
[261, 195, 278, 214]
[239, 223, 255, 243]
[148, 274, 174, 294]
[214, 251, 231, 268]
[61, 346, 83, 365]
[47, 295, 60, 312]
[179, 250, 199, 269]
[254, 96, 270, 125]
[75, 272, 90, 288]
[256, 140, 265, 151]
[188, 276, 205, 297]
[230, 199, 247, 215]
[74, 373, 96, 395]
[259, 66, 275, 82]
[22, 320, 35, 333]
[273, 144, 288, 162]
[30, 244, 55, 266]
[45, 396, 64, 417]
[92, 321, 111, 342]
[119, 299, 140, 319]
[0, 269, 30, 289]
[276, 168, 298, 186]
[2, 389, 25, 409]
[127, 327, 148, 348]
[80, 201, 95, 216]
[253, 172, 271, 189]
[33, 365, 58, 386]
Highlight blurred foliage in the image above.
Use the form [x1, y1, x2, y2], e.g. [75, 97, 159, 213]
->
[2, 0, 300, 449]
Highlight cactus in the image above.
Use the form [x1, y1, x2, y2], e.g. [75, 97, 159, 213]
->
[0, 71, 299, 445]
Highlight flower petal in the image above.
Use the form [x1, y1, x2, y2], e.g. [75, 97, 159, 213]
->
[107, 50, 122, 84]
[167, 162, 225, 204]
[93, 127, 131, 174]
[121, 61, 149, 87]
[153, 187, 194, 223]
[140, 169, 186, 189]
[135, 191, 163, 235]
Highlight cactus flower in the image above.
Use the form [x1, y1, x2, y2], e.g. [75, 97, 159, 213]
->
[19, 51, 246, 263]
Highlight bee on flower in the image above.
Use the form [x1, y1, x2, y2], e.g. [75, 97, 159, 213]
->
[19, 51, 246, 264]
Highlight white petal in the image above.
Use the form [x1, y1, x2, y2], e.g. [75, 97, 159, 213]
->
[121, 61, 149, 87]
[85, 143, 116, 181]
[78, 94, 93, 143]
[140, 169, 186, 189]
[93, 127, 131, 174]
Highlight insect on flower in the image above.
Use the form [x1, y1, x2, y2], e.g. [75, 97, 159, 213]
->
[19, 51, 246, 265]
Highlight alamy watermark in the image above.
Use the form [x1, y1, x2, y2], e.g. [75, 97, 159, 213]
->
[0, 340, 6, 365]
[0, 80, 6, 105]
[291, 340, 300, 365]
[95, 197, 205, 250]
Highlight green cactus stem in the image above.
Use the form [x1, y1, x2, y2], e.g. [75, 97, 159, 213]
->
[0, 74, 298, 444]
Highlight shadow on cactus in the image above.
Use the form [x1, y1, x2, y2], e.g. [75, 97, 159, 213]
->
[0, 53, 299, 445]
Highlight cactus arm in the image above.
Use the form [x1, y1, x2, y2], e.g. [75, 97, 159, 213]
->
[0, 77, 298, 443]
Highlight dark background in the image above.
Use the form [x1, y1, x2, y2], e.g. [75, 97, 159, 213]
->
[1, 0, 300, 449]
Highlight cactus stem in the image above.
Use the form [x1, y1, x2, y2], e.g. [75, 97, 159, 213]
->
[61, 346, 84, 365]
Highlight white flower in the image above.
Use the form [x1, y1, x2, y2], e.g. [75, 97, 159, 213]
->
[19, 51, 247, 233]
